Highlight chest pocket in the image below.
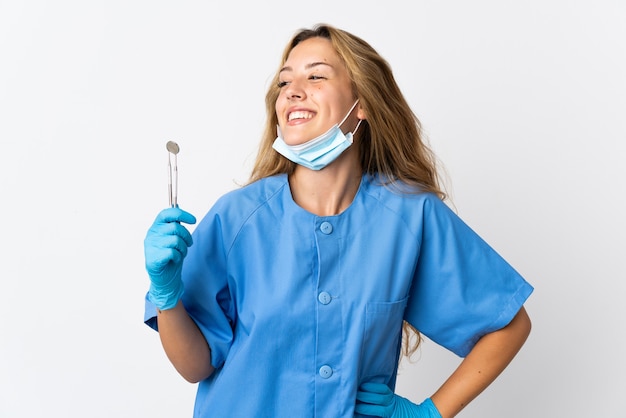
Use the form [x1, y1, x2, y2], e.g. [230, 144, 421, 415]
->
[360, 297, 408, 381]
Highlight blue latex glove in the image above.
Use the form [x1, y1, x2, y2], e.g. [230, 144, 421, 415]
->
[144, 207, 196, 310]
[355, 382, 442, 418]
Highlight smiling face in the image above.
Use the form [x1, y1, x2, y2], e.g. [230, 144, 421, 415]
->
[275, 37, 361, 146]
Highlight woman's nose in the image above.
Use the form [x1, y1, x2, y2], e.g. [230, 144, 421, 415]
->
[285, 79, 305, 100]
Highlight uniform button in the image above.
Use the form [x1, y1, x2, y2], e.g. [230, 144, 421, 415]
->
[318, 291, 332, 305]
[320, 221, 333, 234]
[319, 365, 333, 379]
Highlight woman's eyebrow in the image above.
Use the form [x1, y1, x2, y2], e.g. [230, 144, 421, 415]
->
[279, 62, 334, 74]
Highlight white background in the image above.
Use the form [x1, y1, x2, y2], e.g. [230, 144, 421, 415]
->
[1, 1, 624, 416]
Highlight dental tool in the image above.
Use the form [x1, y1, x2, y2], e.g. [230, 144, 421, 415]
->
[166, 141, 179, 207]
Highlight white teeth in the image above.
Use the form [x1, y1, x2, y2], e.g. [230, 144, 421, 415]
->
[288, 111, 313, 121]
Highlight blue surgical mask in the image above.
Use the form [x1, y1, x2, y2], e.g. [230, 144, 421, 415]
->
[272, 100, 362, 170]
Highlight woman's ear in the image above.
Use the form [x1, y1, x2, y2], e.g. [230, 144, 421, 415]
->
[357, 104, 366, 121]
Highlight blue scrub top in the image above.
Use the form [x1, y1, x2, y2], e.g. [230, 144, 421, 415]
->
[144, 174, 533, 418]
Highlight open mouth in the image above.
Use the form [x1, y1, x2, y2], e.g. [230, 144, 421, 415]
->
[288, 111, 315, 122]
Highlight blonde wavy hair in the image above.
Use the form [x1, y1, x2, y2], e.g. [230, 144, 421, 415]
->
[249, 24, 446, 358]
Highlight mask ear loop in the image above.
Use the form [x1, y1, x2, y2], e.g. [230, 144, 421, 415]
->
[350, 119, 363, 141]
[338, 99, 360, 129]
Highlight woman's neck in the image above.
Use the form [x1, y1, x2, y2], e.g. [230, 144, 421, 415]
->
[288, 151, 362, 217]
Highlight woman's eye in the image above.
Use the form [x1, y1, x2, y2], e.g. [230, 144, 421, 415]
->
[277, 75, 325, 88]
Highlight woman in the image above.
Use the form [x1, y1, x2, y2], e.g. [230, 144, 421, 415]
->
[144, 24, 533, 417]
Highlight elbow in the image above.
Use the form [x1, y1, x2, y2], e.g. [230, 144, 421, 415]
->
[182, 375, 203, 384]
[170, 349, 215, 383]
[179, 364, 215, 384]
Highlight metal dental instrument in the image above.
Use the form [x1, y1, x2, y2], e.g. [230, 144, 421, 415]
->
[166, 141, 180, 207]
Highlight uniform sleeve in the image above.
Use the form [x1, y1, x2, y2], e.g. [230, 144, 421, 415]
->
[404, 195, 533, 357]
[143, 208, 236, 369]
